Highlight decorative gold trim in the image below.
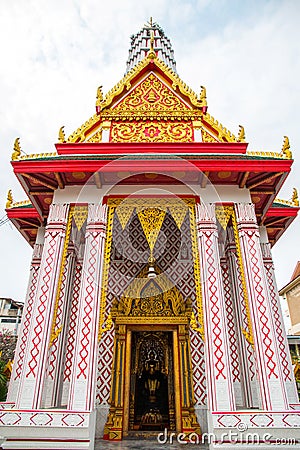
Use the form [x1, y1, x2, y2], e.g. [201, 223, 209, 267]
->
[49, 206, 74, 347]
[73, 206, 88, 231]
[215, 206, 232, 230]
[16, 152, 58, 161]
[203, 113, 238, 143]
[247, 150, 286, 159]
[281, 135, 292, 159]
[199, 85, 207, 107]
[215, 205, 254, 346]
[11, 138, 21, 161]
[274, 188, 299, 207]
[292, 188, 299, 207]
[237, 125, 245, 143]
[58, 126, 66, 143]
[137, 207, 166, 252]
[6, 190, 13, 209]
[98, 203, 116, 340]
[189, 203, 205, 340]
[9, 199, 32, 209]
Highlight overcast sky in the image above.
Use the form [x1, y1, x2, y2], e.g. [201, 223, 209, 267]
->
[0, 0, 299, 309]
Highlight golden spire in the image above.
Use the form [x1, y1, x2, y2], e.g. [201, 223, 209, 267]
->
[292, 188, 299, 207]
[6, 189, 13, 209]
[58, 126, 66, 143]
[149, 16, 153, 26]
[281, 135, 292, 159]
[147, 30, 156, 59]
[237, 125, 245, 142]
[199, 85, 207, 107]
[12, 138, 21, 161]
[96, 85, 103, 107]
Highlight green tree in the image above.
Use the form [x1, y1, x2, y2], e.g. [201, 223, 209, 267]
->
[0, 330, 17, 401]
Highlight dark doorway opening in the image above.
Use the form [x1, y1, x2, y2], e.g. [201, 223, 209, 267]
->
[129, 331, 175, 432]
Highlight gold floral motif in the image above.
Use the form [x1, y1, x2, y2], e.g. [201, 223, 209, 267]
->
[111, 283, 189, 318]
[110, 120, 193, 143]
[87, 129, 103, 143]
[201, 129, 219, 143]
[114, 73, 188, 112]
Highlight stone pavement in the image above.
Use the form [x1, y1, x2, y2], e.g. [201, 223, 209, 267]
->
[95, 439, 208, 449]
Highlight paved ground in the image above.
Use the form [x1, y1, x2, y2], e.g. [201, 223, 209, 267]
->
[95, 439, 208, 449]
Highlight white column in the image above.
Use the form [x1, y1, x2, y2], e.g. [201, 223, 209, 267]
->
[68, 204, 107, 411]
[226, 228, 259, 408]
[260, 238, 299, 405]
[16, 204, 70, 409]
[61, 259, 83, 406]
[196, 203, 235, 411]
[42, 250, 76, 408]
[7, 228, 44, 403]
[220, 257, 245, 407]
[235, 203, 288, 410]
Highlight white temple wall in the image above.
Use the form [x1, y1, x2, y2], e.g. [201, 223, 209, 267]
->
[53, 183, 252, 205]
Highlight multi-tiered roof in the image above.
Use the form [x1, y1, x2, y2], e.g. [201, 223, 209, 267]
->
[6, 21, 299, 246]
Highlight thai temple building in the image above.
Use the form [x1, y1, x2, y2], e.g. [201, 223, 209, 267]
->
[2, 19, 300, 449]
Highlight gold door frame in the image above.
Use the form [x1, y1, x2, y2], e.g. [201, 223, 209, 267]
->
[123, 324, 182, 437]
[104, 316, 201, 440]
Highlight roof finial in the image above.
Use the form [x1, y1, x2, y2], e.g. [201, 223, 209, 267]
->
[147, 30, 156, 59]
[6, 189, 13, 209]
[292, 188, 299, 206]
[237, 125, 245, 142]
[12, 138, 21, 161]
[58, 126, 66, 143]
[281, 136, 292, 159]
[149, 16, 153, 27]
[199, 86, 207, 113]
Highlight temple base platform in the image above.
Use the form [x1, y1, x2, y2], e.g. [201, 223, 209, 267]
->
[0, 408, 96, 450]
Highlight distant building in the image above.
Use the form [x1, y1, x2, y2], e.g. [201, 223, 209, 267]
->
[0, 298, 23, 335]
[279, 261, 300, 335]
[287, 335, 300, 399]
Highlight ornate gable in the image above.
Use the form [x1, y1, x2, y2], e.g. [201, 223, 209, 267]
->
[113, 72, 191, 112]
[66, 54, 239, 144]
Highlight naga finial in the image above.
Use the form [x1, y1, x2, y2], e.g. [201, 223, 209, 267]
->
[292, 188, 299, 207]
[199, 85, 208, 108]
[6, 189, 13, 209]
[58, 126, 66, 143]
[281, 136, 292, 159]
[199, 86, 207, 104]
[237, 125, 245, 142]
[12, 138, 21, 161]
[147, 31, 156, 59]
[96, 85, 103, 106]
